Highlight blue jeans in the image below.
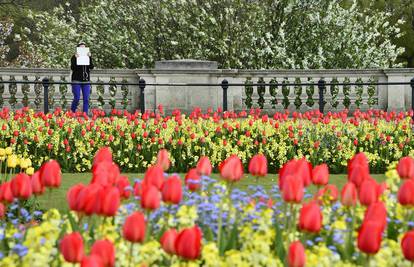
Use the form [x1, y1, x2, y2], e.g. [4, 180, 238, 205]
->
[71, 83, 90, 114]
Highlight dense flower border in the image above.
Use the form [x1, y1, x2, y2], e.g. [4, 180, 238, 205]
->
[1, 148, 414, 266]
[0, 107, 412, 173]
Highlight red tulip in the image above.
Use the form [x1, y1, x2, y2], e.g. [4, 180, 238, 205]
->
[341, 182, 357, 207]
[0, 182, 14, 203]
[287, 241, 306, 267]
[0, 202, 6, 219]
[348, 152, 369, 174]
[10, 173, 32, 200]
[160, 229, 178, 254]
[91, 162, 120, 187]
[248, 154, 268, 177]
[31, 171, 45, 195]
[298, 201, 323, 233]
[312, 164, 329, 186]
[77, 184, 102, 216]
[279, 159, 312, 188]
[123, 212, 146, 243]
[60, 232, 84, 263]
[363, 202, 387, 232]
[185, 168, 201, 191]
[143, 165, 165, 190]
[40, 160, 61, 188]
[100, 186, 120, 217]
[156, 149, 170, 171]
[93, 147, 113, 167]
[347, 163, 370, 188]
[219, 155, 244, 182]
[67, 183, 86, 212]
[141, 185, 161, 210]
[116, 176, 131, 199]
[401, 230, 414, 261]
[398, 179, 414, 206]
[359, 179, 380, 206]
[90, 239, 115, 267]
[196, 156, 212, 176]
[161, 175, 182, 204]
[357, 221, 383, 254]
[397, 157, 414, 179]
[282, 175, 304, 204]
[175, 226, 202, 260]
[81, 255, 104, 267]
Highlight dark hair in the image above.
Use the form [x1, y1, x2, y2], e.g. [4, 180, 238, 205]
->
[77, 41, 86, 47]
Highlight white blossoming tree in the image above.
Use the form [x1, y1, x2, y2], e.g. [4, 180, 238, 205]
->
[18, 0, 404, 69]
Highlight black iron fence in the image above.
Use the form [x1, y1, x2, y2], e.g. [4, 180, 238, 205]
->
[0, 78, 414, 114]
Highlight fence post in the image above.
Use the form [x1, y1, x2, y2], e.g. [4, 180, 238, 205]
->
[318, 79, 325, 114]
[221, 79, 229, 112]
[411, 77, 414, 117]
[42, 77, 49, 114]
[138, 78, 146, 114]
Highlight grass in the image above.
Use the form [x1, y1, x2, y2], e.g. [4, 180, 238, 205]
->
[36, 173, 387, 213]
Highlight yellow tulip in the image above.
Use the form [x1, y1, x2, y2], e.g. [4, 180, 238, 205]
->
[26, 167, 34, 176]
[5, 147, 12, 155]
[0, 148, 5, 157]
[7, 155, 18, 168]
[20, 159, 28, 169]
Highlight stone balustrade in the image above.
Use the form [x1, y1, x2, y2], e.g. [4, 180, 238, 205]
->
[0, 60, 413, 113]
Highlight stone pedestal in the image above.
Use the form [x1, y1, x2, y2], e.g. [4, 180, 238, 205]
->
[384, 70, 411, 111]
[154, 60, 219, 114]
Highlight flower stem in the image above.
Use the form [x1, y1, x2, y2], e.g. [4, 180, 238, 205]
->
[129, 243, 134, 267]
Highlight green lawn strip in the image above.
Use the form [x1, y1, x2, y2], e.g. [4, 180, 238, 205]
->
[37, 173, 387, 212]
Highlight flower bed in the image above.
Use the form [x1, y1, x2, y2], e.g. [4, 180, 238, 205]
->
[0, 107, 412, 173]
[1, 147, 414, 266]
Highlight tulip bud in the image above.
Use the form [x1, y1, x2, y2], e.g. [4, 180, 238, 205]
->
[298, 201, 323, 233]
[248, 154, 268, 177]
[397, 157, 414, 179]
[67, 183, 86, 212]
[80, 255, 104, 267]
[341, 182, 357, 207]
[90, 239, 115, 267]
[31, 171, 45, 195]
[196, 156, 212, 176]
[287, 241, 306, 267]
[40, 160, 62, 188]
[282, 175, 304, 204]
[0, 182, 13, 203]
[363, 202, 387, 232]
[401, 230, 414, 262]
[359, 179, 380, 206]
[156, 149, 170, 171]
[398, 179, 414, 206]
[160, 229, 178, 254]
[357, 221, 383, 254]
[93, 147, 113, 167]
[60, 232, 84, 263]
[100, 186, 120, 217]
[10, 173, 32, 200]
[219, 155, 244, 182]
[161, 175, 182, 204]
[123, 212, 146, 243]
[143, 166, 164, 190]
[175, 226, 202, 260]
[311, 164, 329, 186]
[141, 185, 161, 210]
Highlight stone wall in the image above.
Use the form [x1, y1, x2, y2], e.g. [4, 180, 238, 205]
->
[0, 60, 413, 113]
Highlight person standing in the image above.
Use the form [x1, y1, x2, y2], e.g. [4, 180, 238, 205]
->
[70, 41, 94, 114]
